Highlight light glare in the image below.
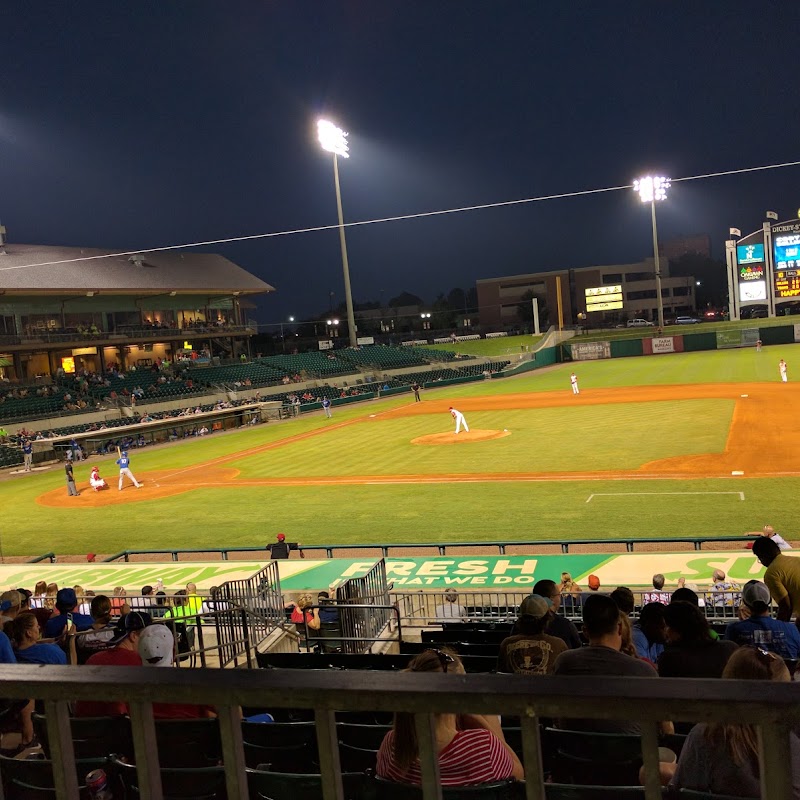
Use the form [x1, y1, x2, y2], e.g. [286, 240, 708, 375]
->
[317, 119, 349, 158]
[633, 175, 670, 203]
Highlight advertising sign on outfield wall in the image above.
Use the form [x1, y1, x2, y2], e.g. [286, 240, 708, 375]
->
[716, 330, 742, 349]
[570, 341, 611, 361]
[651, 337, 674, 354]
[794, 324, 800, 343]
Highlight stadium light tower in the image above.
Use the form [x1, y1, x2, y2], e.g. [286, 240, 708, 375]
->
[633, 175, 670, 329]
[318, 119, 357, 348]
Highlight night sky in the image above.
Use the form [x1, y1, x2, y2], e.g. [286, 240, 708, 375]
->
[2, 3, 799, 325]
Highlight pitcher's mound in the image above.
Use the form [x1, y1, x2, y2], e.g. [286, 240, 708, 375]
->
[412, 429, 511, 446]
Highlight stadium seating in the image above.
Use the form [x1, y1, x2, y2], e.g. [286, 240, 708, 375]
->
[111, 757, 227, 799]
[373, 777, 523, 799]
[245, 769, 373, 800]
[0, 752, 108, 799]
[0, 444, 22, 468]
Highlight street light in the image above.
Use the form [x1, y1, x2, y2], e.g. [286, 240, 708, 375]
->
[318, 119, 357, 348]
[633, 175, 670, 328]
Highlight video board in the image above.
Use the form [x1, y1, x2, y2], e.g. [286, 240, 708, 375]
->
[774, 234, 800, 298]
[585, 285, 623, 312]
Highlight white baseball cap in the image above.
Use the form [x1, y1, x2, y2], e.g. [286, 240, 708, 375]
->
[137, 624, 174, 667]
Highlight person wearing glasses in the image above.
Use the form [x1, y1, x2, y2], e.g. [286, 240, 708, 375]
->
[662, 647, 800, 796]
[376, 648, 524, 786]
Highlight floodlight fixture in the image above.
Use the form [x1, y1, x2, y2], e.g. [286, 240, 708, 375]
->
[317, 120, 349, 158]
[633, 176, 670, 203]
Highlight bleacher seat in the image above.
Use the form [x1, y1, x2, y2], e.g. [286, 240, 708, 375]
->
[246, 769, 372, 800]
[0, 752, 108, 799]
[373, 777, 523, 799]
[111, 756, 227, 799]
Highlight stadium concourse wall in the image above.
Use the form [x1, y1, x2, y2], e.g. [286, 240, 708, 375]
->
[2, 546, 772, 593]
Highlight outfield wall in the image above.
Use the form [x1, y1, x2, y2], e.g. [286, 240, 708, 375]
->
[565, 322, 800, 363]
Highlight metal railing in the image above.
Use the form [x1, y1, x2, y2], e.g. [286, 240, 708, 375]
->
[2, 665, 798, 800]
[333, 559, 392, 654]
[392, 588, 756, 627]
[299, 603, 401, 653]
[102, 534, 758, 562]
[215, 560, 286, 664]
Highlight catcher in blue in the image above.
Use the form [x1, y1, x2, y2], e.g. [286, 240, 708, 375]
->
[116, 449, 142, 491]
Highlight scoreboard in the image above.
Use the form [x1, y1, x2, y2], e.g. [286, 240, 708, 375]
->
[775, 269, 800, 298]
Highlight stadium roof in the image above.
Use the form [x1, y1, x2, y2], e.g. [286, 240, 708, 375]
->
[0, 244, 275, 296]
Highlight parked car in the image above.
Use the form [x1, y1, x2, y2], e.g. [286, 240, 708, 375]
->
[626, 319, 654, 327]
[675, 316, 700, 324]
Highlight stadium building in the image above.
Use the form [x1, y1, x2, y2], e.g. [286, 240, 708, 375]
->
[0, 232, 274, 383]
[477, 257, 698, 328]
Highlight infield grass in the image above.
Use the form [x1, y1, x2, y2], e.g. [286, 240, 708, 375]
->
[3, 343, 799, 556]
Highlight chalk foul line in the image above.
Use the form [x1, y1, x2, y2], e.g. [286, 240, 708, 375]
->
[586, 491, 745, 504]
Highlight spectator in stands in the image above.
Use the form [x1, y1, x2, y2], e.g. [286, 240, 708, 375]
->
[710, 569, 741, 609]
[553, 594, 659, 734]
[30, 581, 47, 609]
[153, 591, 169, 618]
[131, 585, 155, 611]
[531, 579, 582, 649]
[110, 586, 129, 616]
[317, 591, 339, 624]
[497, 595, 566, 675]
[74, 611, 153, 717]
[643, 574, 671, 605]
[287, 594, 320, 635]
[73, 585, 90, 615]
[631, 602, 667, 663]
[610, 586, 635, 614]
[618, 611, 638, 658]
[44, 588, 93, 639]
[11, 613, 67, 665]
[433, 590, 467, 623]
[137, 625, 217, 719]
[761, 524, 792, 551]
[725, 580, 800, 659]
[185, 582, 203, 616]
[658, 602, 737, 679]
[266, 533, 303, 560]
[0, 591, 23, 629]
[71, 595, 116, 664]
[665, 647, 800, 796]
[753, 536, 800, 625]
[377, 648, 523, 785]
[558, 572, 581, 612]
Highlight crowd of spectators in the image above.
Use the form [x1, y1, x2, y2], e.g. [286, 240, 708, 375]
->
[0, 579, 226, 756]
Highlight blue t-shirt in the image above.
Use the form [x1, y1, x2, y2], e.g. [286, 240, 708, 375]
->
[0, 632, 16, 664]
[116, 456, 130, 469]
[725, 615, 800, 659]
[22, 442, 32, 455]
[15, 643, 67, 665]
[631, 624, 665, 663]
[44, 612, 94, 639]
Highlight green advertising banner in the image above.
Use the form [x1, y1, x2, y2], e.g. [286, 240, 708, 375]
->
[0, 551, 778, 593]
[716, 330, 742, 349]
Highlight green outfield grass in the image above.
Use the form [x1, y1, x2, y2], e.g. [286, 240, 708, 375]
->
[4, 343, 799, 556]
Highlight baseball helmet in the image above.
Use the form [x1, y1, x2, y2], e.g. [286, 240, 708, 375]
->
[121, 451, 128, 456]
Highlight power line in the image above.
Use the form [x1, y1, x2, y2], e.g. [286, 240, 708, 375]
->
[2, 158, 800, 274]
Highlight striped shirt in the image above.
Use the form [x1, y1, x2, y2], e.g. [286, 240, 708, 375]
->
[376, 728, 513, 786]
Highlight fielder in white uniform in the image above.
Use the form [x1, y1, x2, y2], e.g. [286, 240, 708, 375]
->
[449, 407, 469, 434]
[570, 372, 579, 394]
[779, 359, 788, 382]
[116, 451, 142, 490]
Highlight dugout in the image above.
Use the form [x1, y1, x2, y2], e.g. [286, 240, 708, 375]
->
[32, 401, 281, 461]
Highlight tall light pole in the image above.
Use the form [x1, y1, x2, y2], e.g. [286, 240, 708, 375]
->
[633, 175, 670, 328]
[318, 119, 357, 348]
[280, 316, 294, 353]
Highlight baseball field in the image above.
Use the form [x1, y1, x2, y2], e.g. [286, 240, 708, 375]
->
[5, 343, 800, 557]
